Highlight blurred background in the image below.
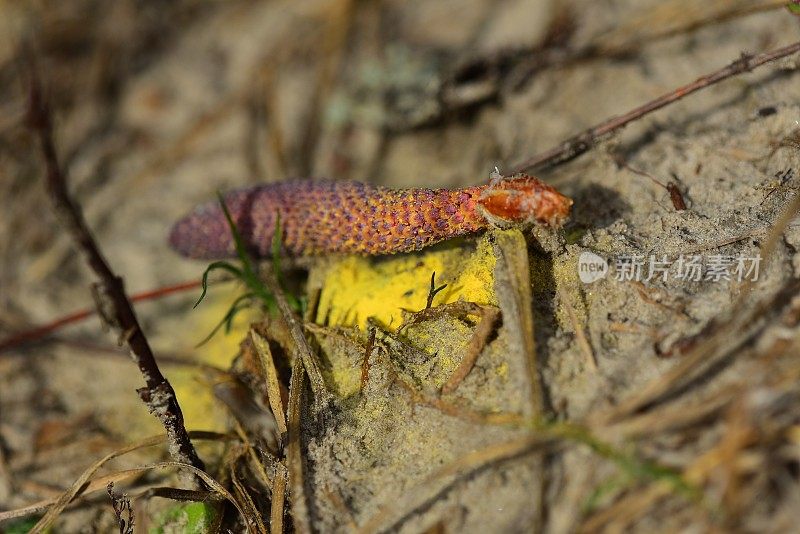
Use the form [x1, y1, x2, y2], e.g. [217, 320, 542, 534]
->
[1, 1, 799, 532]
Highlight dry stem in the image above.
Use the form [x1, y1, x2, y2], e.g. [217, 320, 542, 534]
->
[25, 55, 204, 476]
[511, 40, 800, 172]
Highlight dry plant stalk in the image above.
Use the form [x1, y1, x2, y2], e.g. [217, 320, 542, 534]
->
[512, 39, 800, 172]
[286, 357, 312, 534]
[261, 266, 332, 409]
[0, 432, 230, 531]
[24, 51, 204, 485]
[270, 463, 288, 533]
[251, 329, 289, 437]
[492, 229, 543, 416]
[401, 301, 501, 394]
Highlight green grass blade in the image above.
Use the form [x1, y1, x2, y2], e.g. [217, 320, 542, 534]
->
[194, 261, 243, 308]
[216, 192, 279, 309]
[194, 196, 301, 344]
[195, 292, 255, 347]
[216, 191, 254, 268]
[271, 212, 282, 275]
[269, 212, 301, 311]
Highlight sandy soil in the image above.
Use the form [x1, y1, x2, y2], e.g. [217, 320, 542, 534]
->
[2, 1, 800, 532]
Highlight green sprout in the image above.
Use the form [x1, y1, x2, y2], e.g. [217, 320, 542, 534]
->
[193, 193, 301, 345]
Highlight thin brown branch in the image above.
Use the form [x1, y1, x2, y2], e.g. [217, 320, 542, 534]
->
[24, 55, 204, 475]
[0, 279, 201, 354]
[423, 302, 500, 395]
[511, 40, 800, 173]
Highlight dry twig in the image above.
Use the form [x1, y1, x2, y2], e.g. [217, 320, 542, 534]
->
[401, 301, 500, 395]
[512, 40, 800, 172]
[25, 56, 204, 477]
[2, 431, 230, 532]
[0, 280, 202, 354]
[557, 285, 598, 372]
